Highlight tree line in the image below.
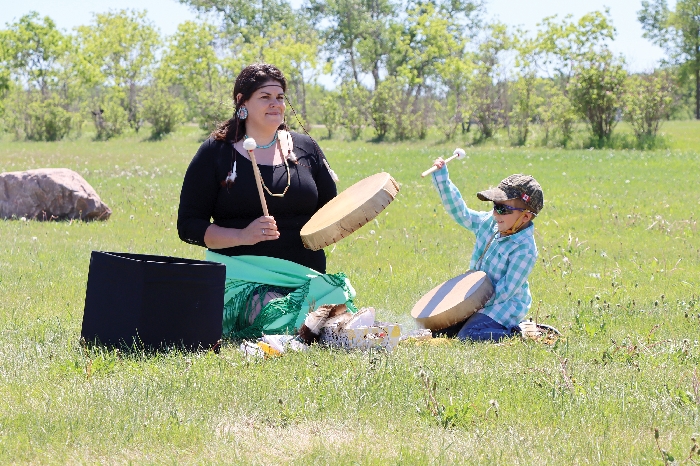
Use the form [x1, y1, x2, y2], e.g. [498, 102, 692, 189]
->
[0, 0, 698, 147]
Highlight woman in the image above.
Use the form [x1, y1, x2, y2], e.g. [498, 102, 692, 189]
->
[177, 63, 355, 339]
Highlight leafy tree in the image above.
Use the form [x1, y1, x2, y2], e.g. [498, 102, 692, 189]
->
[380, 1, 476, 139]
[386, 2, 464, 89]
[2, 86, 74, 141]
[0, 85, 7, 124]
[2, 85, 25, 139]
[0, 12, 78, 140]
[638, 0, 700, 119]
[0, 32, 9, 100]
[535, 10, 616, 86]
[179, 0, 295, 44]
[433, 56, 473, 140]
[240, 20, 327, 124]
[510, 32, 542, 146]
[371, 76, 434, 141]
[307, 0, 395, 88]
[54, 35, 90, 124]
[195, 95, 235, 133]
[158, 21, 227, 123]
[624, 70, 674, 141]
[534, 11, 622, 145]
[2, 12, 67, 96]
[469, 23, 512, 140]
[568, 49, 626, 145]
[76, 10, 160, 133]
[429, 0, 484, 139]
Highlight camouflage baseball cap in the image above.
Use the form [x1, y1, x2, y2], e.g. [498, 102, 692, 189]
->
[476, 174, 544, 214]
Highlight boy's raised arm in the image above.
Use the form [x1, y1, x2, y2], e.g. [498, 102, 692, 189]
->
[431, 167, 488, 233]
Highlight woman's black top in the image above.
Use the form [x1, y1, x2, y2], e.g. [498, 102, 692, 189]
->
[177, 132, 337, 273]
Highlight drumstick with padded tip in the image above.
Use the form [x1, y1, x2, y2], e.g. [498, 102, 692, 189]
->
[421, 148, 466, 177]
[243, 138, 269, 216]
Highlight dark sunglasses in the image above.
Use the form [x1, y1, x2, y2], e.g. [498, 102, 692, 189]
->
[493, 203, 526, 215]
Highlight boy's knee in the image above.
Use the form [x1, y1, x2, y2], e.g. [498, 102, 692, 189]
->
[457, 314, 512, 342]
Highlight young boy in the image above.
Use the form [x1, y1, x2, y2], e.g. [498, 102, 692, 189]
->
[431, 157, 544, 341]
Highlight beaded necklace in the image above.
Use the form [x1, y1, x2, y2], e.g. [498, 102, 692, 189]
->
[245, 131, 278, 149]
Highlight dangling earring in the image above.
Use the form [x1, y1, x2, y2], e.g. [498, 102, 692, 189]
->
[237, 106, 248, 120]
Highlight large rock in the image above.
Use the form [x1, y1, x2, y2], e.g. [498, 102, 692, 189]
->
[0, 168, 111, 221]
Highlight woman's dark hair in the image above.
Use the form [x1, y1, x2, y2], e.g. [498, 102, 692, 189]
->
[211, 63, 288, 142]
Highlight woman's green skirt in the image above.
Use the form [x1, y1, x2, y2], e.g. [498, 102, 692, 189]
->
[205, 251, 357, 339]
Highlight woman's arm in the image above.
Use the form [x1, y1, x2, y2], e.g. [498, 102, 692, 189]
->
[178, 140, 279, 249]
[313, 142, 338, 209]
[203, 216, 278, 249]
[177, 139, 219, 247]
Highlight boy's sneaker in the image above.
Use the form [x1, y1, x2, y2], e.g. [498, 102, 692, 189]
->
[518, 320, 561, 339]
[519, 321, 542, 338]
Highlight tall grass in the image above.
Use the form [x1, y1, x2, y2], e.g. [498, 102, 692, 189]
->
[1, 122, 699, 464]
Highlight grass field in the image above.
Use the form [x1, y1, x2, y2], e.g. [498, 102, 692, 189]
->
[1, 121, 699, 464]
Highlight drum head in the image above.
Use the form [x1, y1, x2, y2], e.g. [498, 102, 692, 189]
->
[301, 172, 399, 250]
[411, 270, 494, 331]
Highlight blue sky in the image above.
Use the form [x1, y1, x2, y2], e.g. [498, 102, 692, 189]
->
[1, 0, 669, 73]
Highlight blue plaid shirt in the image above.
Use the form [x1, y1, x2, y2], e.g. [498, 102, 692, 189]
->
[432, 167, 538, 328]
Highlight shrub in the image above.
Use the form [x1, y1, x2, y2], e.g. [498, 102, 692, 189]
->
[142, 84, 185, 140]
[568, 50, 627, 146]
[371, 78, 401, 140]
[319, 92, 341, 139]
[470, 75, 507, 141]
[25, 95, 72, 141]
[624, 71, 673, 140]
[509, 75, 541, 146]
[90, 93, 129, 140]
[537, 81, 576, 147]
[434, 94, 464, 141]
[2, 89, 73, 141]
[338, 82, 370, 140]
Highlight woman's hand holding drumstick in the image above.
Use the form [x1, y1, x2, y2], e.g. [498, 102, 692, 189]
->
[421, 148, 466, 177]
[242, 138, 278, 244]
[243, 138, 270, 216]
[244, 215, 279, 243]
[203, 215, 278, 249]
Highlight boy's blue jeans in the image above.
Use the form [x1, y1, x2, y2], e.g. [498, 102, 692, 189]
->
[438, 312, 514, 342]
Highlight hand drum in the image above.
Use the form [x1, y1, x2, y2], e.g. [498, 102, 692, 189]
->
[300, 172, 399, 251]
[411, 271, 494, 331]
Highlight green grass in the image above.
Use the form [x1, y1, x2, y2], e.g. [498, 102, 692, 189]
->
[656, 120, 700, 152]
[1, 121, 699, 464]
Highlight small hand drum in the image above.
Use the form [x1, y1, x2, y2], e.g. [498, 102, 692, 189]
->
[411, 271, 494, 331]
[300, 172, 399, 251]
